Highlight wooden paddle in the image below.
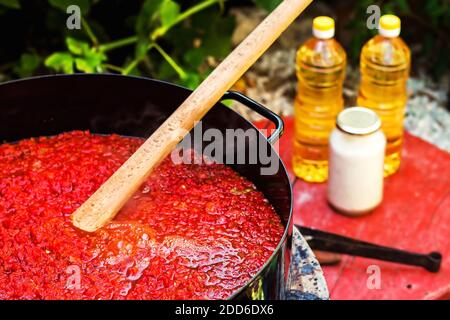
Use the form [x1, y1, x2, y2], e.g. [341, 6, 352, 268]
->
[72, 0, 313, 232]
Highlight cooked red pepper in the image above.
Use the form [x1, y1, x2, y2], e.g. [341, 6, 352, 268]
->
[0, 131, 283, 299]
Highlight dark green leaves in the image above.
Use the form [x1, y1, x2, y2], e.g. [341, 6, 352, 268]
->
[132, 0, 234, 88]
[13, 53, 41, 77]
[135, 0, 164, 35]
[48, 0, 91, 14]
[344, 0, 450, 80]
[396, 0, 410, 14]
[184, 49, 205, 70]
[425, 0, 448, 26]
[0, 0, 20, 9]
[195, 11, 235, 58]
[40, 0, 233, 87]
[252, 0, 282, 12]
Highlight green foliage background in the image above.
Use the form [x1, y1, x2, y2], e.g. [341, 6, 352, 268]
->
[0, 0, 241, 88]
[0, 0, 448, 87]
[345, 0, 450, 79]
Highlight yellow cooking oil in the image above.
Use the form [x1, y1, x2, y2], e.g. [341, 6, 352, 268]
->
[357, 14, 410, 176]
[293, 16, 346, 182]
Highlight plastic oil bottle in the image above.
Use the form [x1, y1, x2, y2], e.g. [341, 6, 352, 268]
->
[357, 14, 411, 176]
[293, 16, 346, 182]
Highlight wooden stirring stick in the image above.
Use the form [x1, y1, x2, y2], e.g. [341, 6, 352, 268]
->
[72, 0, 313, 232]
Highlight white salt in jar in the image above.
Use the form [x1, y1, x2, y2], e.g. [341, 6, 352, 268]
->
[327, 107, 386, 215]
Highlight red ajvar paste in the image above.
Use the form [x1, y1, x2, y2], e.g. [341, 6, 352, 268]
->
[0, 131, 283, 299]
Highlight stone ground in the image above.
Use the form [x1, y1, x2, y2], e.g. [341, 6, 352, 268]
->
[230, 7, 450, 152]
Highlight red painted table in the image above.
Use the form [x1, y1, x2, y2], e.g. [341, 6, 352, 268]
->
[255, 116, 450, 300]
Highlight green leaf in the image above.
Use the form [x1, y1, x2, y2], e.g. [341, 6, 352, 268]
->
[75, 49, 107, 72]
[84, 49, 107, 63]
[45, 52, 74, 74]
[160, 0, 180, 27]
[74, 58, 93, 73]
[183, 48, 205, 70]
[197, 13, 235, 58]
[178, 72, 201, 89]
[135, 37, 150, 59]
[252, 0, 282, 11]
[0, 0, 20, 9]
[220, 99, 233, 107]
[66, 37, 90, 55]
[161, 6, 235, 83]
[48, 0, 91, 14]
[65, 36, 106, 73]
[135, 0, 164, 35]
[13, 53, 41, 77]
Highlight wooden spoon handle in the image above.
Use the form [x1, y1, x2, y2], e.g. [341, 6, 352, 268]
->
[72, 0, 313, 232]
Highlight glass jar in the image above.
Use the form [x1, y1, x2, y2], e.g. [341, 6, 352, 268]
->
[327, 107, 386, 215]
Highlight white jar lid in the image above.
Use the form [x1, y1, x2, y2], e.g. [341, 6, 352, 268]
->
[336, 107, 381, 135]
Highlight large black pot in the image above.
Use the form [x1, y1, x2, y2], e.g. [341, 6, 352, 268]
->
[0, 74, 323, 300]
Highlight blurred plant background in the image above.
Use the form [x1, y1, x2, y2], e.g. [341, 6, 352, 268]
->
[0, 0, 448, 149]
[0, 0, 449, 87]
[342, 0, 450, 80]
[0, 0, 240, 88]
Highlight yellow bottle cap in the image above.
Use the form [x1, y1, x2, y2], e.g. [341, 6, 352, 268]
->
[380, 14, 400, 30]
[313, 16, 334, 31]
[313, 16, 335, 39]
[379, 14, 401, 37]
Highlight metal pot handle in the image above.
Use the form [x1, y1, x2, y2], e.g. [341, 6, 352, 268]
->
[298, 226, 442, 273]
[222, 91, 284, 144]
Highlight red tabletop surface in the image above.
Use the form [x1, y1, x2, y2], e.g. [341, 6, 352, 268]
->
[254, 116, 450, 300]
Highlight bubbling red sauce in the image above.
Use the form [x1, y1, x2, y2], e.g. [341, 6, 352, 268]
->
[0, 131, 284, 299]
